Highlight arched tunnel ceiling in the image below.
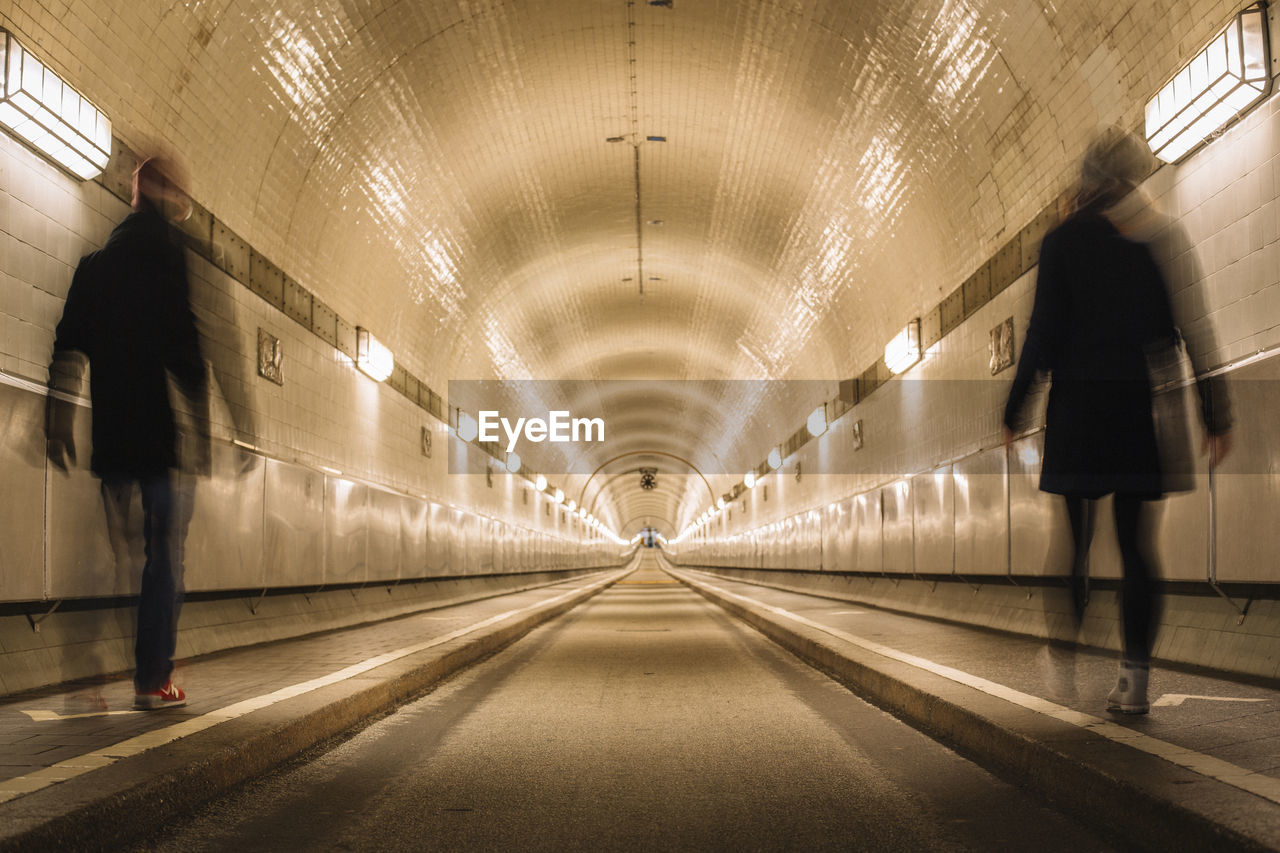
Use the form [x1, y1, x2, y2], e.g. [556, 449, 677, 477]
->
[3, 0, 1243, 533]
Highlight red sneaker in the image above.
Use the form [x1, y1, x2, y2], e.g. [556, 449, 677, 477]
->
[133, 680, 187, 710]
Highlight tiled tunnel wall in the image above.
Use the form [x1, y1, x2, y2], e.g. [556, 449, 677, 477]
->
[1, 4, 1279, 678]
[0, 130, 629, 604]
[670, 82, 1280, 596]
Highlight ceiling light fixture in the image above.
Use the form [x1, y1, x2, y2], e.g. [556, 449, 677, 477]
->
[0, 31, 111, 180]
[1145, 4, 1270, 163]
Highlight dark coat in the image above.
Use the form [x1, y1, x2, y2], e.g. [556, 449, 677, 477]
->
[1004, 209, 1222, 498]
[49, 204, 206, 479]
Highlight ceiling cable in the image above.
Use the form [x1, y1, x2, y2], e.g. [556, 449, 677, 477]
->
[626, 0, 644, 296]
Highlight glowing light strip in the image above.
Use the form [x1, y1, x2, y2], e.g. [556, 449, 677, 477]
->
[1144, 6, 1270, 163]
[0, 31, 111, 179]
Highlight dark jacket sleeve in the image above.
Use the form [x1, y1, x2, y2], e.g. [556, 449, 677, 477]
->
[50, 254, 98, 364]
[45, 255, 98, 452]
[1004, 227, 1069, 432]
[47, 254, 100, 399]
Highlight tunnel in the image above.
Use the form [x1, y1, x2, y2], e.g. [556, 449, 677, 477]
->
[2, 0, 1280, 849]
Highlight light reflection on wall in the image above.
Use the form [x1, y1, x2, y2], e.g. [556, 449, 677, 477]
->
[260, 10, 339, 132]
[482, 315, 533, 379]
[361, 161, 467, 325]
[924, 0, 998, 121]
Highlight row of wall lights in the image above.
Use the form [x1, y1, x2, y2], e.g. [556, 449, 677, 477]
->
[5, 9, 1269, 546]
[453, 418, 627, 545]
[0, 27, 624, 549]
[674, 3, 1270, 547]
[0, 32, 598, 542]
[700, 315, 918, 539]
[675, 391, 834, 542]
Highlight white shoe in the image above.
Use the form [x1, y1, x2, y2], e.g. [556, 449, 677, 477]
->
[1106, 661, 1149, 714]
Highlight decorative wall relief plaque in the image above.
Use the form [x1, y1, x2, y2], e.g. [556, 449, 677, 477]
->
[851, 418, 864, 450]
[989, 317, 1015, 375]
[257, 328, 283, 385]
[420, 426, 432, 458]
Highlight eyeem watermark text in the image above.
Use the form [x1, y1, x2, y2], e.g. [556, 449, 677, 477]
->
[478, 410, 605, 453]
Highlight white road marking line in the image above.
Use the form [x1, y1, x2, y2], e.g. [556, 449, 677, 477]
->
[679, 572, 1280, 805]
[20, 710, 142, 722]
[1, 574, 619, 804]
[1153, 694, 1269, 708]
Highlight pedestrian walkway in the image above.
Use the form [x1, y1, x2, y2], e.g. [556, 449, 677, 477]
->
[3, 554, 1279, 851]
[0, 568, 627, 851]
[668, 561, 1280, 851]
[133, 555, 1113, 853]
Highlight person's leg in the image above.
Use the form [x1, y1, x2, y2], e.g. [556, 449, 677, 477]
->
[1107, 493, 1159, 713]
[134, 473, 182, 693]
[78, 478, 138, 710]
[1113, 494, 1160, 664]
[1037, 495, 1094, 701]
[1064, 496, 1094, 624]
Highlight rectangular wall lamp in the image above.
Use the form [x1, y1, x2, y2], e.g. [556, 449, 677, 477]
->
[1145, 4, 1270, 163]
[884, 318, 921, 375]
[355, 327, 394, 381]
[0, 31, 111, 179]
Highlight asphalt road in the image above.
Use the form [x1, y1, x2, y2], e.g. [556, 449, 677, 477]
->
[137, 556, 1113, 852]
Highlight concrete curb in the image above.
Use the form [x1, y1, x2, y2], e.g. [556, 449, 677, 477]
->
[669, 567, 1280, 853]
[0, 568, 628, 852]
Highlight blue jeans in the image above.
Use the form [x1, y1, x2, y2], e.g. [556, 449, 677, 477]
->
[101, 473, 192, 692]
